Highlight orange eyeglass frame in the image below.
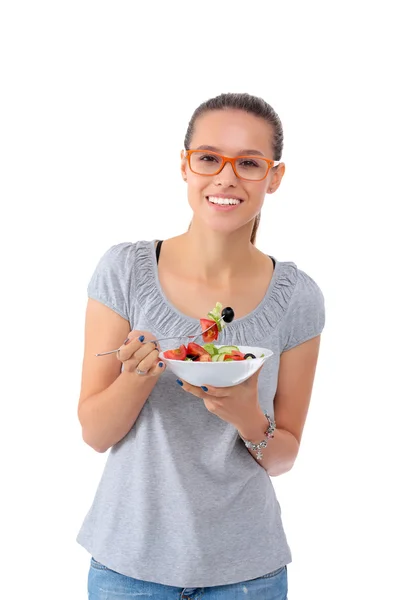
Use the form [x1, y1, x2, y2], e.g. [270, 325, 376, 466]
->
[183, 149, 278, 182]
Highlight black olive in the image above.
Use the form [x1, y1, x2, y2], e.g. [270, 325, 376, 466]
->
[243, 353, 256, 359]
[221, 306, 235, 323]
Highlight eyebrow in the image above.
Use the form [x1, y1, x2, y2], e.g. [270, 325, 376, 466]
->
[196, 145, 265, 157]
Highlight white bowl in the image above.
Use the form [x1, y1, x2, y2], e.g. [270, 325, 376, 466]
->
[159, 345, 273, 388]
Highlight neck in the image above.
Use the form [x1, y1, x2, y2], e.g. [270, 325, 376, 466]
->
[176, 220, 258, 282]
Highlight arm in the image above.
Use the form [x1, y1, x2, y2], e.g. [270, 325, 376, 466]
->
[237, 335, 321, 476]
[78, 299, 161, 453]
[176, 336, 322, 476]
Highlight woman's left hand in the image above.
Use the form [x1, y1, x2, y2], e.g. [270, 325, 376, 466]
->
[176, 369, 264, 434]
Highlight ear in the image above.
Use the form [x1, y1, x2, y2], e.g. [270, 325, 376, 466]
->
[180, 150, 187, 182]
[266, 162, 286, 194]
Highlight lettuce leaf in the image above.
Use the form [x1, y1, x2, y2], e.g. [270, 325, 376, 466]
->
[207, 302, 223, 332]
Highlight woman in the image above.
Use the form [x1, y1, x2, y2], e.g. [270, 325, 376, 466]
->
[77, 92, 325, 599]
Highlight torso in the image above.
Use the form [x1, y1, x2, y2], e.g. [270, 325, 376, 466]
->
[155, 239, 275, 321]
[77, 238, 321, 585]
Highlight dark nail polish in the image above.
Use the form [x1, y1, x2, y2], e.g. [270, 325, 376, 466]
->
[124, 337, 130, 345]
[176, 379, 183, 386]
[158, 362, 164, 368]
[201, 386, 208, 392]
[138, 335, 145, 342]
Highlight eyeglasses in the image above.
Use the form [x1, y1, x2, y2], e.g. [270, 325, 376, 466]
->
[184, 149, 278, 182]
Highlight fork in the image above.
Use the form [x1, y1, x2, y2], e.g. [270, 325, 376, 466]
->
[95, 318, 224, 357]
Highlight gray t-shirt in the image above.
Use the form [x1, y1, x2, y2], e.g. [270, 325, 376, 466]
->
[76, 239, 325, 587]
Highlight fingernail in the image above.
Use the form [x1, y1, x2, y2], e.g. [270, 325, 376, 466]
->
[158, 362, 164, 368]
[124, 337, 130, 345]
[201, 386, 208, 392]
[176, 379, 183, 386]
[138, 335, 145, 342]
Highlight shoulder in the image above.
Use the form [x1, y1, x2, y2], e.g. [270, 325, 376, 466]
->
[86, 240, 154, 320]
[90, 240, 154, 275]
[276, 260, 325, 351]
[93, 241, 139, 270]
[287, 265, 325, 313]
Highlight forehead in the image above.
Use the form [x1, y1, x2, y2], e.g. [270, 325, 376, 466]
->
[191, 109, 273, 156]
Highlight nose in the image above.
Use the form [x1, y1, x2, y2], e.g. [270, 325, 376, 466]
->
[213, 160, 238, 186]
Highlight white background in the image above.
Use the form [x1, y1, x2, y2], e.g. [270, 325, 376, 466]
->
[1, 1, 403, 598]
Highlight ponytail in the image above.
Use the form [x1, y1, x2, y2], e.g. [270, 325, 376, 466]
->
[250, 212, 260, 245]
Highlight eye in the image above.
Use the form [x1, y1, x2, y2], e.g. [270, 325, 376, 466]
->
[198, 153, 220, 163]
[239, 159, 260, 168]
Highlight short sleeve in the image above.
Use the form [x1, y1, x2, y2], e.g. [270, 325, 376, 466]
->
[281, 269, 325, 352]
[87, 242, 134, 322]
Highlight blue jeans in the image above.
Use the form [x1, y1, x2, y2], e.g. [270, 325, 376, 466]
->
[88, 557, 288, 599]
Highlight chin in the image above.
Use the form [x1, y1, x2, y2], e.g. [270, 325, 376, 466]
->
[188, 197, 260, 233]
[201, 215, 254, 237]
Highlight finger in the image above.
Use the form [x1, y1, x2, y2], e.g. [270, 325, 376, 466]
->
[143, 337, 162, 352]
[148, 358, 166, 377]
[135, 348, 160, 374]
[198, 385, 232, 398]
[133, 341, 160, 363]
[201, 371, 262, 395]
[118, 337, 157, 363]
[123, 330, 148, 345]
[176, 379, 205, 399]
[120, 329, 159, 350]
[117, 336, 145, 362]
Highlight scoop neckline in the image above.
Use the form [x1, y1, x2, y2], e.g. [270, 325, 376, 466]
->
[147, 239, 282, 329]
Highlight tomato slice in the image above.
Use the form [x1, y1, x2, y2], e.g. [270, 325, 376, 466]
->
[200, 318, 219, 343]
[223, 351, 245, 361]
[186, 342, 208, 357]
[163, 344, 187, 361]
[185, 342, 211, 362]
[198, 353, 212, 362]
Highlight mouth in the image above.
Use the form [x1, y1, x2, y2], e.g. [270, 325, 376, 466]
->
[206, 195, 244, 207]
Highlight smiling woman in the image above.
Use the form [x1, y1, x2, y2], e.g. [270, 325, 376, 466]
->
[182, 95, 284, 245]
[76, 92, 325, 600]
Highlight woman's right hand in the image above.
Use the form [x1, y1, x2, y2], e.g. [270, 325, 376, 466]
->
[117, 330, 166, 377]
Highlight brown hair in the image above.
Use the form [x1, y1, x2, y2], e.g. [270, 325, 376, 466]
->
[184, 93, 284, 245]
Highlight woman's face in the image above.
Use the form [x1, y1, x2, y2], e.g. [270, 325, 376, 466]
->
[181, 109, 285, 236]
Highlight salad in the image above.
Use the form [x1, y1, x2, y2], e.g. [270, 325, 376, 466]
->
[163, 303, 264, 362]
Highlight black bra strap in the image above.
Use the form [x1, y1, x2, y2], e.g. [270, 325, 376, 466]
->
[156, 240, 163, 264]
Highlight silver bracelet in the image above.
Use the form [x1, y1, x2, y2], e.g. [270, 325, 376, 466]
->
[240, 412, 276, 460]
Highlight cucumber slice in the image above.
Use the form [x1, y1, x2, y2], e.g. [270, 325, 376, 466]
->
[217, 345, 240, 354]
[207, 313, 223, 332]
[203, 343, 218, 356]
[212, 354, 220, 362]
[217, 353, 226, 362]
[207, 302, 224, 332]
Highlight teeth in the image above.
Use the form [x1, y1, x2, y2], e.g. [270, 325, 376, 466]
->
[208, 196, 241, 205]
